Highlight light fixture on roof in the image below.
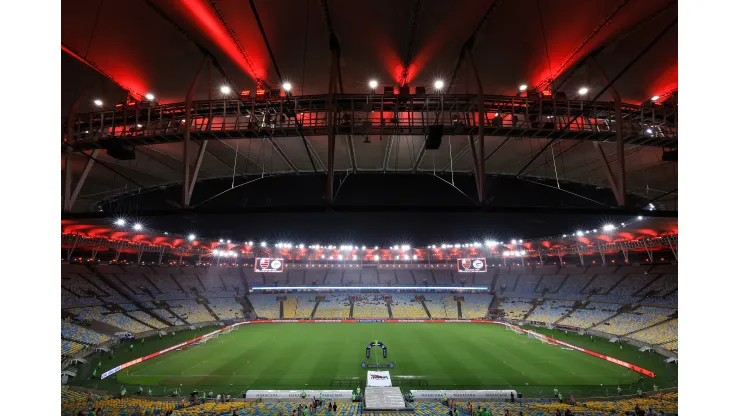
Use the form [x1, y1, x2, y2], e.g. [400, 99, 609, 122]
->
[434, 79, 444, 90]
[133, 223, 143, 231]
[188, 234, 196, 241]
[576, 230, 584, 237]
[646, 128, 653, 134]
[651, 95, 660, 101]
[578, 87, 589, 96]
[260, 241, 267, 247]
[114, 218, 126, 226]
[518, 239, 523, 243]
[219, 239, 224, 243]
[369, 79, 378, 89]
[136, 124, 143, 128]
[638, 216, 643, 220]
[248, 241, 253, 246]
[227, 240, 231, 244]
[282, 82, 292, 92]
[518, 84, 527, 92]
[511, 239, 516, 245]
[562, 234, 567, 238]
[220, 85, 231, 95]
[603, 224, 616, 232]
[93, 99, 103, 106]
[145, 93, 155, 101]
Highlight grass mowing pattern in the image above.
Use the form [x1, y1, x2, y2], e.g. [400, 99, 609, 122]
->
[68, 323, 677, 398]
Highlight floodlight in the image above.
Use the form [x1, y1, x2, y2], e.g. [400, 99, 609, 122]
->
[518, 84, 527, 92]
[576, 230, 584, 237]
[145, 93, 155, 100]
[638, 216, 643, 220]
[413, 255, 418, 260]
[646, 128, 653, 134]
[578, 87, 589, 95]
[188, 234, 196, 241]
[227, 240, 231, 244]
[220, 85, 231, 94]
[136, 124, 142, 128]
[248, 241, 253, 245]
[369, 79, 378, 89]
[133, 223, 143, 231]
[93, 99, 103, 106]
[603, 224, 616, 232]
[511, 239, 516, 245]
[374, 255, 379, 261]
[562, 234, 567, 238]
[651, 95, 660, 101]
[282, 82, 292, 92]
[219, 239, 224, 243]
[260, 241, 267, 247]
[114, 218, 126, 226]
[518, 239, 523, 243]
[434, 80, 444, 90]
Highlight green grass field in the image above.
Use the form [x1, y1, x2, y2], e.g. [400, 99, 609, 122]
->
[70, 323, 677, 398]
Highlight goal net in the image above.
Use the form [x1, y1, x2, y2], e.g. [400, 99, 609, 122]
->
[506, 325, 526, 335]
[527, 331, 553, 344]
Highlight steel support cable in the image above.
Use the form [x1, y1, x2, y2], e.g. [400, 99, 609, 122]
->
[318, 0, 344, 93]
[515, 17, 677, 177]
[62, 43, 145, 99]
[536, 0, 554, 90]
[533, 0, 631, 92]
[206, 0, 260, 81]
[248, 0, 318, 173]
[550, 0, 675, 93]
[141, 0, 239, 94]
[399, 0, 424, 87]
[84, 0, 105, 59]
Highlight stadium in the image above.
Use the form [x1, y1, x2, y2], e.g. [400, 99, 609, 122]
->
[60, 0, 678, 415]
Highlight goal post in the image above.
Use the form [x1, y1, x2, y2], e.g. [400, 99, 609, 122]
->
[527, 331, 554, 344]
[506, 325, 525, 335]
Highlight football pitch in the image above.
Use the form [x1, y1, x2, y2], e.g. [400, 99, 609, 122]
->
[77, 323, 677, 398]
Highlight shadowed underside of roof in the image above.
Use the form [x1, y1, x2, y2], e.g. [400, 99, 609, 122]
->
[61, 0, 678, 214]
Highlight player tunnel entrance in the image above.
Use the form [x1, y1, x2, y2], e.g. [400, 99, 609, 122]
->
[366, 341, 387, 359]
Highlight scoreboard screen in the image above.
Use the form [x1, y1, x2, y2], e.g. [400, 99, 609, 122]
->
[254, 258, 285, 273]
[457, 258, 486, 273]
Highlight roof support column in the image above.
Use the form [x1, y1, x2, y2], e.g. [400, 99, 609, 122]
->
[667, 235, 678, 262]
[66, 234, 80, 261]
[182, 56, 211, 208]
[590, 57, 626, 207]
[158, 246, 165, 265]
[67, 149, 100, 210]
[137, 245, 145, 264]
[326, 46, 339, 204]
[593, 142, 623, 206]
[63, 92, 88, 212]
[467, 48, 485, 204]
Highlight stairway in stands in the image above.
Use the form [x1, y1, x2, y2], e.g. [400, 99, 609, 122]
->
[456, 299, 463, 319]
[349, 297, 355, 318]
[522, 299, 541, 321]
[418, 296, 432, 318]
[386, 298, 393, 318]
[554, 301, 587, 325]
[309, 297, 322, 319]
[197, 297, 220, 321]
[85, 266, 173, 327]
[237, 297, 255, 319]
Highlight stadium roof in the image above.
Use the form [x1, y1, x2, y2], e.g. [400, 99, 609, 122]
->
[61, 0, 678, 215]
[62, 216, 677, 257]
